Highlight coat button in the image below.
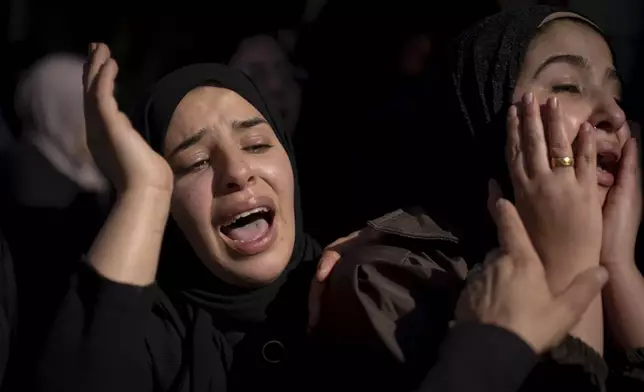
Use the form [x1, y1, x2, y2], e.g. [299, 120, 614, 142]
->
[262, 340, 285, 364]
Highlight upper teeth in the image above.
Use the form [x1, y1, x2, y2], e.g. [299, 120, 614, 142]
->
[227, 207, 268, 225]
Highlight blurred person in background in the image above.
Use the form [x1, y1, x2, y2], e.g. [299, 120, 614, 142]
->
[0, 53, 110, 392]
[229, 34, 306, 137]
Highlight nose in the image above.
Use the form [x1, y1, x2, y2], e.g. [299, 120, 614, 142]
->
[213, 150, 255, 194]
[587, 93, 626, 134]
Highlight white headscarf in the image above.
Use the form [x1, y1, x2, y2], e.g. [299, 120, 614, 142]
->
[14, 54, 108, 193]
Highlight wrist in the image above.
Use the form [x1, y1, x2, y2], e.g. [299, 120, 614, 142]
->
[119, 187, 173, 204]
[542, 251, 601, 290]
[604, 261, 640, 281]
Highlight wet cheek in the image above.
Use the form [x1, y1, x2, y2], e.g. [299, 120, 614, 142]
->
[172, 180, 213, 225]
[262, 159, 295, 215]
[556, 103, 587, 143]
[563, 116, 583, 143]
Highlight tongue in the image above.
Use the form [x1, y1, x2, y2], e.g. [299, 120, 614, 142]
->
[224, 218, 269, 242]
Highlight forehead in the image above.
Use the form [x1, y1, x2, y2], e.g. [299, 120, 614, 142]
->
[523, 19, 614, 71]
[167, 86, 263, 140]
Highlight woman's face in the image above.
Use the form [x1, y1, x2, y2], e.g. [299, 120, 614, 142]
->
[164, 86, 295, 287]
[513, 18, 629, 205]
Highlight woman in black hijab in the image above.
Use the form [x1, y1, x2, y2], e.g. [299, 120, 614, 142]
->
[446, 5, 644, 371]
[36, 43, 321, 392]
[402, 6, 644, 389]
[317, 5, 644, 391]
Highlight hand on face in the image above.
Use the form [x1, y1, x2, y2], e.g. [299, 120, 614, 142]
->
[600, 135, 642, 268]
[506, 94, 603, 277]
[455, 192, 608, 355]
[84, 43, 173, 195]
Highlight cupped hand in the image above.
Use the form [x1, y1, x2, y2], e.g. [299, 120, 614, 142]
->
[84, 43, 173, 195]
[506, 94, 603, 277]
[600, 137, 642, 268]
[455, 192, 608, 354]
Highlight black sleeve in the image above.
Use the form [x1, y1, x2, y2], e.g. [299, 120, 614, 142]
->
[521, 335, 607, 392]
[606, 347, 644, 391]
[0, 229, 16, 387]
[36, 262, 158, 392]
[418, 323, 539, 392]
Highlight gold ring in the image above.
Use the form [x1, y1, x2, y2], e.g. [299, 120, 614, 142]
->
[550, 156, 575, 168]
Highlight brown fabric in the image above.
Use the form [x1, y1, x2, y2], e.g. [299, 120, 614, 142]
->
[318, 207, 466, 363]
[316, 208, 643, 392]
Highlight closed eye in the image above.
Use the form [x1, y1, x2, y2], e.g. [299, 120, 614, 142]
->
[244, 144, 273, 153]
[174, 159, 210, 175]
[551, 84, 581, 94]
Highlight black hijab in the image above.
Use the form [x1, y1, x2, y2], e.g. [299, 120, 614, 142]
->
[445, 6, 610, 262]
[134, 64, 321, 329]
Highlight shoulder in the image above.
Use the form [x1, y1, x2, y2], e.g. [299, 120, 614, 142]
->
[318, 207, 469, 360]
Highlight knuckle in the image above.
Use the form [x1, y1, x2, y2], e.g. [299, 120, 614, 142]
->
[509, 143, 522, 162]
[549, 144, 570, 159]
[579, 153, 594, 166]
[527, 131, 545, 147]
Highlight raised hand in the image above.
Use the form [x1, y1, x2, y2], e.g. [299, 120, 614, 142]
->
[455, 193, 608, 355]
[506, 94, 603, 278]
[505, 93, 606, 353]
[600, 136, 641, 268]
[84, 43, 172, 195]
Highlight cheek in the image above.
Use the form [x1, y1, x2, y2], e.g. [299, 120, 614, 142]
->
[533, 92, 589, 143]
[259, 153, 295, 212]
[171, 175, 214, 227]
[617, 124, 632, 148]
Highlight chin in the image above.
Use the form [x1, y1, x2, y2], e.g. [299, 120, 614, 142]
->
[218, 249, 292, 288]
[199, 230, 293, 288]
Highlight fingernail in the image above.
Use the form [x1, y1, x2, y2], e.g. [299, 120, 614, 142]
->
[551, 97, 558, 108]
[524, 92, 533, 104]
[508, 105, 517, 117]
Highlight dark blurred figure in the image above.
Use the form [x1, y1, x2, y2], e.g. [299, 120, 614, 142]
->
[229, 34, 306, 137]
[1, 54, 110, 392]
[294, 0, 499, 244]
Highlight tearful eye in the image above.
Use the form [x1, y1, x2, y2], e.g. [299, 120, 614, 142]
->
[176, 159, 209, 175]
[551, 84, 581, 94]
[244, 144, 273, 153]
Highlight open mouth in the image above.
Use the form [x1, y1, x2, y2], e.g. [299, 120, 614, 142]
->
[596, 151, 619, 187]
[597, 152, 618, 174]
[220, 207, 275, 243]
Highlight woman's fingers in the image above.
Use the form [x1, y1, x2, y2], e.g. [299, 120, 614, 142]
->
[545, 97, 575, 178]
[96, 59, 120, 120]
[490, 198, 537, 267]
[574, 123, 598, 184]
[86, 43, 111, 94]
[520, 93, 550, 176]
[507, 105, 528, 184]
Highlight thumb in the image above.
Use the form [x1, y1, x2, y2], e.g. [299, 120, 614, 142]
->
[487, 179, 504, 217]
[552, 267, 609, 328]
[316, 250, 340, 282]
